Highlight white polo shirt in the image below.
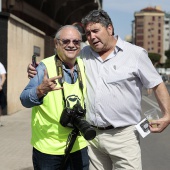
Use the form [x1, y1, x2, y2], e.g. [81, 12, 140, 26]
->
[0, 62, 6, 83]
[80, 36, 163, 128]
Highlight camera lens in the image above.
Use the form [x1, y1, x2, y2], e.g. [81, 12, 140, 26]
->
[74, 118, 96, 140]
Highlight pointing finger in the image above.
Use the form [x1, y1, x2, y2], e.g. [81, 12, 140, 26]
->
[54, 87, 63, 91]
[49, 75, 62, 82]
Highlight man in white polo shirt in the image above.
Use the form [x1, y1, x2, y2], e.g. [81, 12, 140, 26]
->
[80, 9, 170, 170]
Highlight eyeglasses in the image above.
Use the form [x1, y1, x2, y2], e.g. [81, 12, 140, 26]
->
[57, 39, 81, 46]
[92, 11, 106, 18]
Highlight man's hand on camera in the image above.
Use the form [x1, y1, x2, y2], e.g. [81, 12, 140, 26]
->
[36, 69, 63, 98]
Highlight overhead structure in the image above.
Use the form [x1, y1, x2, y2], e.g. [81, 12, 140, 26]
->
[0, 0, 102, 115]
[3, 0, 102, 36]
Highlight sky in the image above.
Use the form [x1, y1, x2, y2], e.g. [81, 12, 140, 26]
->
[103, 0, 170, 40]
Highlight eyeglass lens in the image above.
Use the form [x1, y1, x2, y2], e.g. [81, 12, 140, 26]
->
[58, 39, 81, 46]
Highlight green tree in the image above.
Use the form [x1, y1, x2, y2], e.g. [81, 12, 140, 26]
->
[148, 53, 161, 67]
[164, 49, 170, 68]
[165, 49, 170, 59]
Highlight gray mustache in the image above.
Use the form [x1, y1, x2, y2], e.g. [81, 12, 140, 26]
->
[65, 48, 78, 51]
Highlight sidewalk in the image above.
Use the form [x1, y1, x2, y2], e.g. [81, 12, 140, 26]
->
[0, 108, 33, 170]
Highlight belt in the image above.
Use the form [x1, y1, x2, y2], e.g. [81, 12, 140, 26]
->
[91, 125, 114, 130]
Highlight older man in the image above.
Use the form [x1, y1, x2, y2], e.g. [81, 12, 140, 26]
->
[20, 25, 91, 170]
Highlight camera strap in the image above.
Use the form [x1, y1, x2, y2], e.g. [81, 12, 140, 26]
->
[60, 128, 79, 170]
[55, 55, 84, 108]
[55, 55, 66, 106]
[55, 55, 85, 169]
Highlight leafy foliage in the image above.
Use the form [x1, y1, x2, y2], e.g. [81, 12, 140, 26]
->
[165, 49, 170, 60]
[164, 49, 170, 68]
[148, 53, 161, 67]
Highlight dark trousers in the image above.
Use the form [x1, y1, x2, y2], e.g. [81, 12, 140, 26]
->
[32, 147, 89, 170]
[0, 90, 7, 110]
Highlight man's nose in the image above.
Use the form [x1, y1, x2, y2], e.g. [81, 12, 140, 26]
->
[90, 32, 96, 39]
[68, 41, 75, 46]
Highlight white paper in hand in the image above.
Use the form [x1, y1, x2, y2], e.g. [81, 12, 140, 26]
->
[135, 118, 150, 138]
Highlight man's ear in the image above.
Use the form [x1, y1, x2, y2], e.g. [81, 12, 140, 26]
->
[107, 24, 113, 36]
[54, 39, 58, 48]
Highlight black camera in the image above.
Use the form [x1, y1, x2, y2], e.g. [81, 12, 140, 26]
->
[60, 103, 96, 140]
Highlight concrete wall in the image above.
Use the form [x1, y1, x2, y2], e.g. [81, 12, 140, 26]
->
[7, 14, 45, 114]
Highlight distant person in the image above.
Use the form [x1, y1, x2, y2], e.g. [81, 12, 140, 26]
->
[0, 62, 7, 126]
[161, 75, 168, 83]
[27, 9, 170, 170]
[20, 25, 92, 170]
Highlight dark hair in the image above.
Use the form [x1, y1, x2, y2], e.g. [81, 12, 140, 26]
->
[72, 22, 86, 42]
[81, 9, 114, 35]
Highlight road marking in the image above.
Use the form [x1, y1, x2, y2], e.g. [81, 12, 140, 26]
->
[142, 96, 161, 111]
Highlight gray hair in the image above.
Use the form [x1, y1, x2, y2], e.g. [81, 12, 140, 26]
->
[81, 9, 114, 35]
[55, 25, 82, 40]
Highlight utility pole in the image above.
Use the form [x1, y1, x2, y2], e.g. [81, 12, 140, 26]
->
[0, 0, 2, 12]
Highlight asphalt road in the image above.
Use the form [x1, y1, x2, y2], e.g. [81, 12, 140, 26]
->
[140, 85, 170, 170]
[0, 85, 169, 170]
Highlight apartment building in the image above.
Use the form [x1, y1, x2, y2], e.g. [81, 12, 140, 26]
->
[134, 6, 165, 63]
[164, 13, 170, 55]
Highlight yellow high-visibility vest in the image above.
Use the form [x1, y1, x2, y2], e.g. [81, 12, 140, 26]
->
[31, 55, 87, 155]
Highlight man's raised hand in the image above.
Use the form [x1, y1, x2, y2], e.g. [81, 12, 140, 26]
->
[36, 69, 63, 98]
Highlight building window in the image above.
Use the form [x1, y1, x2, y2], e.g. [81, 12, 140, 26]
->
[158, 16, 161, 21]
[136, 42, 143, 47]
[137, 16, 144, 19]
[152, 16, 155, 21]
[137, 29, 143, 33]
[158, 42, 161, 47]
[158, 36, 161, 40]
[136, 23, 143, 27]
[158, 23, 161, 27]
[136, 36, 143, 40]
[158, 29, 161, 34]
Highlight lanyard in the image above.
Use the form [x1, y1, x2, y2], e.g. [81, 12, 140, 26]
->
[55, 55, 84, 108]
